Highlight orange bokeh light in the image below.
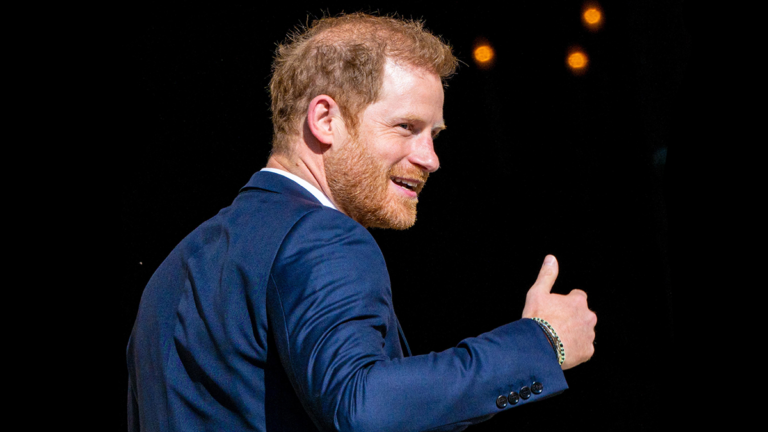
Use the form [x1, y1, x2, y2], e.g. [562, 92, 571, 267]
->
[567, 50, 588, 73]
[473, 45, 494, 64]
[582, 3, 604, 31]
[584, 8, 601, 24]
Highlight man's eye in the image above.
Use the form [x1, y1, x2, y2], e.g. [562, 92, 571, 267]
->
[398, 123, 411, 130]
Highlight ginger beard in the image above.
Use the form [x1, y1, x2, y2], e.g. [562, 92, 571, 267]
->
[325, 131, 428, 230]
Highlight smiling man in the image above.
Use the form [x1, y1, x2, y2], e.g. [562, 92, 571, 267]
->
[269, 57, 443, 230]
[127, 13, 596, 432]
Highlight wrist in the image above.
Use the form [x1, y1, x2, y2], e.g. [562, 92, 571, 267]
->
[531, 317, 565, 366]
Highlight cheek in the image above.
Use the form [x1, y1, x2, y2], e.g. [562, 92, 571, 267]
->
[374, 142, 409, 167]
[363, 130, 411, 167]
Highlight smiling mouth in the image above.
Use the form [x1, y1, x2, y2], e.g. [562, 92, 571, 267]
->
[391, 176, 422, 193]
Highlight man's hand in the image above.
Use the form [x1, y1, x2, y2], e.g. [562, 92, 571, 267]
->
[522, 255, 596, 370]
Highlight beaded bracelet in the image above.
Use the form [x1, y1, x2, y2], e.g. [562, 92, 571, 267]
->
[531, 318, 556, 353]
[532, 317, 565, 366]
[536, 322, 557, 351]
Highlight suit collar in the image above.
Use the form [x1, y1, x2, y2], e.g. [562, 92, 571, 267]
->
[239, 170, 323, 206]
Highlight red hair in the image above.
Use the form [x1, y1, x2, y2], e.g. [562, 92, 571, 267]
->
[269, 13, 457, 155]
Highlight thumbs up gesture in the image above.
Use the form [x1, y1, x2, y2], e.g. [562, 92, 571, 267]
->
[522, 255, 597, 370]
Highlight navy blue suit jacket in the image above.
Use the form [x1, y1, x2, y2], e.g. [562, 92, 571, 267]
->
[127, 171, 567, 431]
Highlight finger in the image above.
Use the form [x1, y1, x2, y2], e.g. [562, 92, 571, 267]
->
[529, 255, 559, 294]
[570, 288, 587, 299]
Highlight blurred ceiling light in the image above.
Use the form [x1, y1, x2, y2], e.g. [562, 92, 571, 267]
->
[582, 3, 604, 31]
[567, 49, 589, 74]
[473, 40, 495, 69]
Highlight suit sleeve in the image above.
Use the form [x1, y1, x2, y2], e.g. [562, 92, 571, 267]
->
[267, 209, 567, 432]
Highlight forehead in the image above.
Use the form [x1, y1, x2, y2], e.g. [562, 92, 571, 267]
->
[365, 60, 445, 124]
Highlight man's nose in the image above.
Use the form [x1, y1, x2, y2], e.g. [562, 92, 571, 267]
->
[409, 134, 440, 173]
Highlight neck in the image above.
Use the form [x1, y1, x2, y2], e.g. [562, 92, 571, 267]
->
[266, 152, 339, 210]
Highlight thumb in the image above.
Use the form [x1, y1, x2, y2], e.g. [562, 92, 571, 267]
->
[530, 255, 559, 294]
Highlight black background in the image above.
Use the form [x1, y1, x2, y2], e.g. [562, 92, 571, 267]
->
[119, 1, 705, 429]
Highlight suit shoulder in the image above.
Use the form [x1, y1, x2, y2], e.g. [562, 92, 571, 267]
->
[284, 206, 379, 252]
[274, 207, 388, 295]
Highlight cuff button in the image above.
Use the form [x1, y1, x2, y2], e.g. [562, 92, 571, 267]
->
[496, 395, 508, 409]
[532, 382, 543, 394]
[520, 386, 531, 400]
[508, 391, 520, 405]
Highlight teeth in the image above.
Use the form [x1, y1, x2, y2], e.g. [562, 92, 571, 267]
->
[393, 178, 418, 190]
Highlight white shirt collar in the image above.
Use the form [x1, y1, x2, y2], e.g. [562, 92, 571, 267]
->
[260, 168, 337, 210]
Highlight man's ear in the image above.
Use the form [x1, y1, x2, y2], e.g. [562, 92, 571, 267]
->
[307, 95, 341, 146]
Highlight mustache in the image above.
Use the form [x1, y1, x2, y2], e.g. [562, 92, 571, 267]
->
[388, 166, 429, 183]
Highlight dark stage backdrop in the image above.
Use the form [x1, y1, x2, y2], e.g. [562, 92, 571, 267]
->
[121, 2, 694, 429]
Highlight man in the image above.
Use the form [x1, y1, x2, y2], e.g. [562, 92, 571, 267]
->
[127, 13, 596, 432]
